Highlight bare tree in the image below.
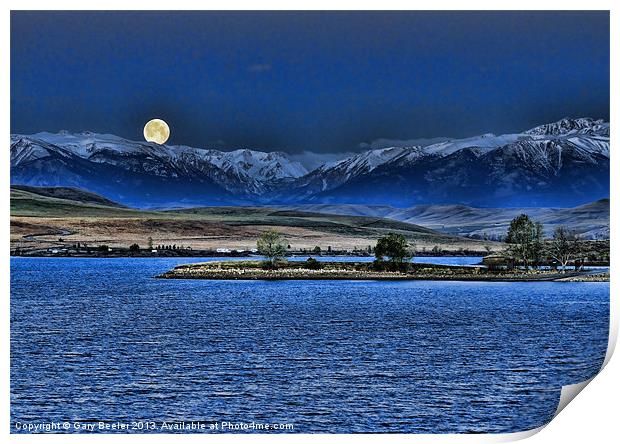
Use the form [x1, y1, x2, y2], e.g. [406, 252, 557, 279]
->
[549, 226, 578, 271]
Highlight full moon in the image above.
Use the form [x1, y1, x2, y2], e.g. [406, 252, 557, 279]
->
[143, 119, 170, 144]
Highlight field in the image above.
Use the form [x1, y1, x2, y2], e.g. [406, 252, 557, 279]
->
[10, 187, 502, 254]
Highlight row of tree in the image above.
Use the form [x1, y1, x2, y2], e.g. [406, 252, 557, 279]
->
[257, 214, 591, 272]
[506, 214, 584, 270]
[256, 230, 415, 269]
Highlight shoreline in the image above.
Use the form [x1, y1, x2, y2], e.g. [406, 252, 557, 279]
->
[156, 261, 609, 282]
[9, 251, 494, 259]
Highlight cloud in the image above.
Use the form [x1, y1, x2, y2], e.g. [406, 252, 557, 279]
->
[358, 137, 451, 150]
[247, 63, 272, 73]
[288, 151, 355, 171]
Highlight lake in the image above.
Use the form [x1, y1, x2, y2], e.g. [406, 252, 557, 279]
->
[288, 255, 484, 266]
[10, 257, 609, 433]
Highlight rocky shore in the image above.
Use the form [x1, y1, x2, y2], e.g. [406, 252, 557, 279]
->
[555, 272, 610, 282]
[157, 260, 608, 282]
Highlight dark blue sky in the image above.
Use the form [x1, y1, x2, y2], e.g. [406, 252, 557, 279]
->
[11, 11, 609, 154]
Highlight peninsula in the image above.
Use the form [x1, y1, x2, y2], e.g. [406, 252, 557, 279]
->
[157, 260, 609, 282]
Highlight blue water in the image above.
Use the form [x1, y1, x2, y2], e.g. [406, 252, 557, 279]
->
[11, 257, 609, 433]
[148, 255, 484, 266]
[288, 255, 484, 266]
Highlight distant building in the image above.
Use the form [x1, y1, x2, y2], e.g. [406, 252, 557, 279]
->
[482, 254, 515, 271]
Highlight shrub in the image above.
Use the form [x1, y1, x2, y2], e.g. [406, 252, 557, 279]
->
[305, 257, 322, 270]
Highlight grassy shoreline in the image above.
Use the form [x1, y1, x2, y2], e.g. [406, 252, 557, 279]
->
[157, 260, 609, 282]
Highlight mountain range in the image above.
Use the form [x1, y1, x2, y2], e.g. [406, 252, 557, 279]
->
[11, 117, 609, 208]
[278, 199, 609, 240]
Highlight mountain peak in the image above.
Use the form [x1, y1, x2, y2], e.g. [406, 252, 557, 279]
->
[524, 117, 607, 136]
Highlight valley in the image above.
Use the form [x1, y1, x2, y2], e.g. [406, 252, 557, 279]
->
[10, 186, 500, 255]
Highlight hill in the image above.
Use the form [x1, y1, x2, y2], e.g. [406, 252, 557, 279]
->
[279, 199, 609, 240]
[11, 185, 127, 208]
[11, 186, 497, 255]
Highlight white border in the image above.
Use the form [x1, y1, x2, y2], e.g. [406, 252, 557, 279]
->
[2, 1, 617, 442]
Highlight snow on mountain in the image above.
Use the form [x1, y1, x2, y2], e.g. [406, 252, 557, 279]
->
[268, 146, 414, 200]
[284, 118, 606, 201]
[311, 132, 524, 181]
[10, 132, 308, 198]
[10, 117, 609, 208]
[420, 133, 524, 157]
[300, 117, 609, 207]
[524, 117, 608, 136]
[319, 146, 410, 181]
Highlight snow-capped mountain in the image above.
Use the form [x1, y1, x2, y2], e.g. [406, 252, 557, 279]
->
[301, 118, 609, 207]
[271, 146, 413, 199]
[10, 117, 609, 207]
[11, 132, 307, 206]
[524, 117, 609, 136]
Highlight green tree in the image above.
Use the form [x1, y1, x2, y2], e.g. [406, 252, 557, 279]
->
[313, 245, 322, 254]
[129, 243, 140, 252]
[506, 214, 543, 270]
[257, 230, 287, 267]
[147, 236, 153, 250]
[374, 233, 414, 270]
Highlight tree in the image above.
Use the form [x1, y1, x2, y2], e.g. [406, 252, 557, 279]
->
[129, 243, 140, 252]
[549, 226, 578, 271]
[531, 222, 545, 268]
[147, 236, 153, 250]
[374, 233, 414, 270]
[573, 236, 586, 270]
[312, 246, 322, 254]
[505, 214, 541, 270]
[257, 230, 287, 267]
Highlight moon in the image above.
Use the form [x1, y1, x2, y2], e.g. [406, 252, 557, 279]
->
[143, 119, 170, 144]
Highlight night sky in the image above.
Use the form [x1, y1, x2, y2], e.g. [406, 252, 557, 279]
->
[11, 11, 609, 155]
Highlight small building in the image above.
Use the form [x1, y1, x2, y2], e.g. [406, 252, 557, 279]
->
[483, 254, 515, 271]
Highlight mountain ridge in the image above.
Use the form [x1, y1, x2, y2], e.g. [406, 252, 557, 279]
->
[11, 117, 609, 208]
[278, 198, 609, 240]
